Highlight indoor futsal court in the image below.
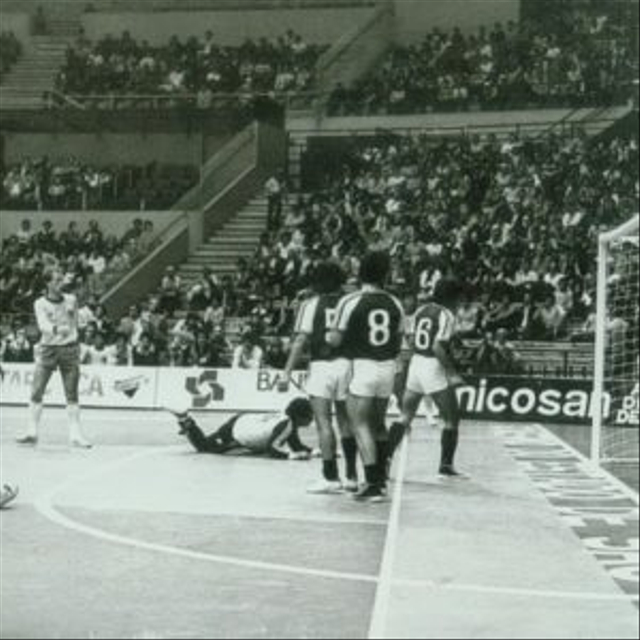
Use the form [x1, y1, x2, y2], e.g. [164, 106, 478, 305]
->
[1, 405, 637, 639]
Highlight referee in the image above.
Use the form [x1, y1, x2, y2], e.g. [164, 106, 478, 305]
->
[16, 267, 92, 448]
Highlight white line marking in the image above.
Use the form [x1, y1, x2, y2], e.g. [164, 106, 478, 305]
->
[394, 577, 639, 603]
[535, 424, 639, 505]
[368, 432, 411, 640]
[34, 448, 378, 584]
[32, 440, 640, 607]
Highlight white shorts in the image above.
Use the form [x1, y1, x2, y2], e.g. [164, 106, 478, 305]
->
[305, 358, 351, 401]
[349, 359, 397, 399]
[406, 354, 451, 397]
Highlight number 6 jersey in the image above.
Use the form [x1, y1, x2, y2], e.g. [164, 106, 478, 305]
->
[408, 302, 456, 358]
[333, 287, 405, 361]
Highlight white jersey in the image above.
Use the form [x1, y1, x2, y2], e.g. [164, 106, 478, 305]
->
[232, 413, 293, 454]
[34, 294, 79, 347]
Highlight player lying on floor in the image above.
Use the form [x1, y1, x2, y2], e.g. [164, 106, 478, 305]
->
[167, 397, 316, 460]
[0, 484, 19, 509]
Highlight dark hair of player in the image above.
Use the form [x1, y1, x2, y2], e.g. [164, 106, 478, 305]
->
[285, 397, 313, 423]
[312, 261, 345, 295]
[359, 251, 391, 287]
[433, 278, 463, 306]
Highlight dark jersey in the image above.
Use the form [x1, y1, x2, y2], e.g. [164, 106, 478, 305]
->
[334, 289, 404, 361]
[294, 293, 344, 361]
[409, 302, 456, 358]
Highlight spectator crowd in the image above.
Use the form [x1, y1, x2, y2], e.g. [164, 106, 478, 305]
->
[328, 5, 636, 115]
[55, 28, 328, 106]
[0, 216, 160, 320]
[2, 157, 198, 210]
[3, 129, 637, 374]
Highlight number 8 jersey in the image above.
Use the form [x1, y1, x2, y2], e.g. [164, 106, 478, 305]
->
[333, 288, 405, 361]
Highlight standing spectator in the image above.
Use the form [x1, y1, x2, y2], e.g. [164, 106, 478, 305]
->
[158, 265, 182, 317]
[265, 173, 284, 232]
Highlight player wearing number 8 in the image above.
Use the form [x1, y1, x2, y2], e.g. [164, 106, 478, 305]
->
[389, 278, 465, 478]
[328, 252, 405, 502]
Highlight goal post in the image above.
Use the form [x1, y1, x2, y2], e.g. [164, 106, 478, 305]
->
[591, 214, 639, 466]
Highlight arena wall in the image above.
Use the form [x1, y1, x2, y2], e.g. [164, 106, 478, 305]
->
[80, 6, 374, 45]
[392, 0, 520, 42]
[2, 132, 230, 166]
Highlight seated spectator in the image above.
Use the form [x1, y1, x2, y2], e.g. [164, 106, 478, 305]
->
[1, 324, 34, 363]
[493, 328, 524, 374]
[232, 329, 264, 369]
[526, 294, 567, 340]
[131, 332, 160, 366]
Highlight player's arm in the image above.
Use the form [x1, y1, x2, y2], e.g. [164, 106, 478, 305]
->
[266, 420, 304, 460]
[327, 294, 354, 349]
[433, 310, 463, 385]
[34, 299, 56, 339]
[285, 427, 312, 457]
[279, 299, 315, 390]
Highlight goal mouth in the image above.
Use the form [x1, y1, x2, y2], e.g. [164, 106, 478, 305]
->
[591, 214, 639, 467]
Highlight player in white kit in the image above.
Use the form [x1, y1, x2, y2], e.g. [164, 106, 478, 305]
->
[167, 397, 315, 460]
[15, 267, 92, 448]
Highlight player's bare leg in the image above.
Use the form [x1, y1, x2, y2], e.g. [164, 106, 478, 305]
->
[432, 388, 464, 478]
[388, 388, 422, 462]
[372, 396, 391, 488]
[62, 363, 91, 449]
[307, 396, 343, 494]
[336, 400, 358, 490]
[347, 394, 385, 502]
[17, 365, 53, 445]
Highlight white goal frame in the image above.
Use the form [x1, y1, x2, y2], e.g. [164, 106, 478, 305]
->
[591, 214, 639, 465]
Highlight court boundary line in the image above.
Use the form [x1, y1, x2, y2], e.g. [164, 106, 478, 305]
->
[535, 423, 639, 506]
[31, 443, 639, 607]
[368, 432, 411, 640]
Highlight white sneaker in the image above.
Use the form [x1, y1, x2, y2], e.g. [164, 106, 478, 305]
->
[70, 436, 93, 449]
[306, 479, 344, 495]
[343, 478, 359, 493]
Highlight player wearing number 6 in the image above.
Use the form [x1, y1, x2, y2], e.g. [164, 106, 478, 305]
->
[388, 278, 465, 477]
[328, 252, 405, 503]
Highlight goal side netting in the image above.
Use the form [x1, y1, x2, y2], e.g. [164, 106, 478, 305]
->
[592, 214, 639, 466]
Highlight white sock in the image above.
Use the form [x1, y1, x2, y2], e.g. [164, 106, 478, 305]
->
[27, 402, 43, 438]
[67, 404, 86, 441]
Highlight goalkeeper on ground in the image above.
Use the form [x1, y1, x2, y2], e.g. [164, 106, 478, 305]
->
[166, 397, 315, 460]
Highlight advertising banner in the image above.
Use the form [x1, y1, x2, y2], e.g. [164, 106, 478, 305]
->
[0, 363, 158, 409]
[457, 376, 607, 425]
[3, 363, 635, 427]
[155, 367, 310, 413]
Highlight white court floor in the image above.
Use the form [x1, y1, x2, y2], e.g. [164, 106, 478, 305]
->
[0, 405, 638, 639]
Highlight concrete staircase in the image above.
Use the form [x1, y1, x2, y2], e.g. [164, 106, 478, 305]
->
[177, 195, 276, 289]
[0, 36, 69, 110]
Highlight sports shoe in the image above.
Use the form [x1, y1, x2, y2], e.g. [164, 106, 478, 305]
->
[15, 434, 38, 446]
[70, 436, 93, 449]
[0, 484, 18, 509]
[438, 466, 468, 479]
[343, 478, 359, 493]
[353, 484, 386, 503]
[306, 479, 344, 495]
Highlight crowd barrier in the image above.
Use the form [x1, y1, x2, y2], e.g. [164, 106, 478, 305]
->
[1, 364, 636, 426]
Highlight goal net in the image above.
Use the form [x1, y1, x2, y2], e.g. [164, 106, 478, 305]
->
[592, 214, 639, 466]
